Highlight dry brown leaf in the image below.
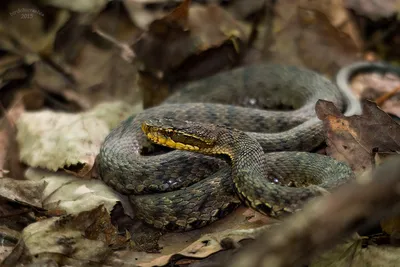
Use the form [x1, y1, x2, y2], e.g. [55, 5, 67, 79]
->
[296, 7, 360, 75]
[132, 0, 248, 84]
[34, 41, 141, 109]
[133, 0, 249, 108]
[316, 99, 400, 173]
[299, 0, 363, 48]
[270, 0, 362, 76]
[344, 0, 399, 20]
[20, 4, 142, 109]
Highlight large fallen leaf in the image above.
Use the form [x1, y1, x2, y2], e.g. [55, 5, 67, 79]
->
[24, 167, 133, 217]
[269, 0, 362, 77]
[316, 100, 400, 173]
[16, 101, 140, 176]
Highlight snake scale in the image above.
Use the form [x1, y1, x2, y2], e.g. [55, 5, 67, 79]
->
[96, 62, 378, 232]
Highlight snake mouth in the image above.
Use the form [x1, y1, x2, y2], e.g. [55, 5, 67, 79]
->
[141, 119, 215, 152]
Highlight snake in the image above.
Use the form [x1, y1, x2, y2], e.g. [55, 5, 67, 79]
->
[97, 62, 398, 232]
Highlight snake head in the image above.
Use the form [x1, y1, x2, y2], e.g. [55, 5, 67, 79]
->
[141, 118, 217, 152]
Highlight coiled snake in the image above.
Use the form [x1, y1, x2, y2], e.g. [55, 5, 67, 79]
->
[97, 62, 394, 231]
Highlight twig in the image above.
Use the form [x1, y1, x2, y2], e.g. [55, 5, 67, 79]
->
[375, 85, 400, 106]
[92, 24, 136, 63]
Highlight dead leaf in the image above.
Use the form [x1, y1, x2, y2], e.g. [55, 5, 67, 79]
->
[34, 40, 141, 109]
[344, 0, 399, 20]
[0, 177, 46, 235]
[316, 99, 400, 173]
[132, 0, 248, 85]
[16, 101, 140, 176]
[269, 0, 362, 76]
[296, 7, 361, 75]
[299, 0, 363, 48]
[24, 168, 134, 217]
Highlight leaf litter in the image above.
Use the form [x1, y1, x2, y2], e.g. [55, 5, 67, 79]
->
[316, 99, 400, 174]
[0, 0, 400, 266]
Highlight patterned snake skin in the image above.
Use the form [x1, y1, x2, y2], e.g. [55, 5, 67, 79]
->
[97, 63, 362, 231]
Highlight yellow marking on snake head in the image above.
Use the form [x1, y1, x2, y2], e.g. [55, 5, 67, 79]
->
[142, 121, 212, 153]
[158, 136, 166, 145]
[146, 132, 202, 152]
[175, 142, 186, 150]
[166, 138, 176, 148]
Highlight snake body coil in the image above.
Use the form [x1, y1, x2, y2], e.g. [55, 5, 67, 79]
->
[97, 63, 362, 231]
